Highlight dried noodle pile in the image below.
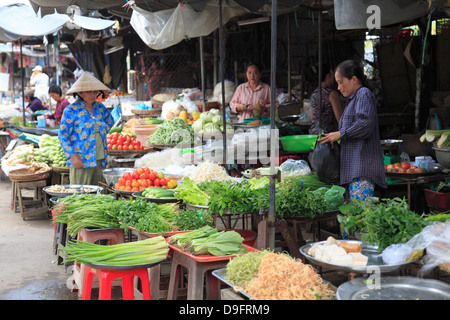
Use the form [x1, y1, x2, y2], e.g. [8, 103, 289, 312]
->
[244, 253, 335, 300]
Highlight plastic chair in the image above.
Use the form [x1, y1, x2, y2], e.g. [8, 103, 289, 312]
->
[82, 265, 151, 300]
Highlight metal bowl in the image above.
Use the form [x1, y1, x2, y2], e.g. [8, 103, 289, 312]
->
[300, 240, 418, 274]
[43, 185, 103, 197]
[102, 167, 134, 187]
[432, 147, 450, 169]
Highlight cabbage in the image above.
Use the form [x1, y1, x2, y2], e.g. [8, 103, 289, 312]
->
[200, 112, 213, 123]
[203, 122, 221, 134]
[212, 115, 222, 125]
[192, 119, 203, 132]
[209, 108, 221, 116]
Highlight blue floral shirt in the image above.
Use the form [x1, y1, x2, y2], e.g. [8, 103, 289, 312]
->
[58, 99, 114, 168]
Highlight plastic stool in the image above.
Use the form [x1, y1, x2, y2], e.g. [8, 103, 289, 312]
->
[72, 228, 125, 297]
[82, 265, 152, 300]
[167, 250, 227, 300]
[78, 227, 125, 245]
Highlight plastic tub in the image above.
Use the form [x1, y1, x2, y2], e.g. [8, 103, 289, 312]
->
[279, 134, 318, 152]
[424, 189, 450, 209]
[134, 125, 160, 145]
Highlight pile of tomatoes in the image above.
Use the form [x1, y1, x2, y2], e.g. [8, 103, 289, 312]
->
[385, 162, 425, 174]
[114, 167, 178, 192]
[107, 132, 144, 151]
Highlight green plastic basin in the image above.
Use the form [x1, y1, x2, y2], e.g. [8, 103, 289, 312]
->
[279, 134, 318, 152]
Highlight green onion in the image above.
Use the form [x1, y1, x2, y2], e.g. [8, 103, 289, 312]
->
[60, 236, 169, 266]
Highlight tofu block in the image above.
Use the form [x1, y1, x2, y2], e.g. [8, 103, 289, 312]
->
[330, 254, 354, 265]
[349, 252, 369, 266]
[321, 244, 347, 261]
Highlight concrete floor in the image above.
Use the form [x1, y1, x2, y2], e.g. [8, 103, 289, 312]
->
[0, 177, 79, 300]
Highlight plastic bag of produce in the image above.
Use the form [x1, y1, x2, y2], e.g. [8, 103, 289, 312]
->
[381, 221, 450, 274]
[280, 159, 311, 177]
[309, 138, 340, 185]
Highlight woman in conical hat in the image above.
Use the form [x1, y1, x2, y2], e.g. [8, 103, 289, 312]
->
[58, 72, 114, 185]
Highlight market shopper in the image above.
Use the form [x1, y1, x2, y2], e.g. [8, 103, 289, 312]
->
[317, 60, 386, 201]
[309, 64, 344, 134]
[46, 85, 70, 126]
[22, 89, 47, 113]
[30, 65, 50, 103]
[230, 62, 272, 123]
[58, 72, 114, 186]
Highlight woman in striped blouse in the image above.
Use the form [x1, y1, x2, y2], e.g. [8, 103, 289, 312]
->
[318, 60, 386, 201]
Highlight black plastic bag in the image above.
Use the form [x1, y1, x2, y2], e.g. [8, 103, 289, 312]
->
[309, 139, 340, 185]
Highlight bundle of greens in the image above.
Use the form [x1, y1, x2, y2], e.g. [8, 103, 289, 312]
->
[184, 230, 247, 256]
[207, 179, 266, 216]
[338, 197, 428, 252]
[61, 236, 169, 266]
[174, 177, 210, 206]
[168, 225, 218, 248]
[314, 185, 346, 211]
[108, 198, 178, 235]
[174, 208, 214, 230]
[147, 118, 194, 145]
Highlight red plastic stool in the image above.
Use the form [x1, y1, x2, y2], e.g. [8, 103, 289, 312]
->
[78, 227, 125, 245]
[82, 264, 152, 300]
[72, 228, 125, 297]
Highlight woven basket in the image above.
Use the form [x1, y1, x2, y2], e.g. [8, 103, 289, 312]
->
[107, 146, 153, 156]
[52, 165, 70, 173]
[131, 109, 161, 117]
[9, 167, 53, 182]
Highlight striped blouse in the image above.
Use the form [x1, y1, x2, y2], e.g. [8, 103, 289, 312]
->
[339, 87, 387, 188]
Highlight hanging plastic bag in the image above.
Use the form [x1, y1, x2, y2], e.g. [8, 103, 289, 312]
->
[280, 159, 312, 177]
[110, 105, 121, 123]
[309, 137, 340, 185]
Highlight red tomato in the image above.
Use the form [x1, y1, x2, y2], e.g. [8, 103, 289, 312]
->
[159, 178, 167, 186]
[112, 144, 117, 149]
[140, 172, 148, 180]
[132, 172, 139, 180]
[154, 178, 160, 187]
[148, 172, 156, 181]
[129, 145, 134, 150]
[401, 162, 409, 170]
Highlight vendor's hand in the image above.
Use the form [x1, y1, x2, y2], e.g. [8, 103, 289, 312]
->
[236, 104, 248, 112]
[70, 155, 84, 169]
[317, 131, 341, 147]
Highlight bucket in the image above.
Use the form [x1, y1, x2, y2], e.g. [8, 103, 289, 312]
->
[134, 125, 160, 145]
[37, 115, 46, 128]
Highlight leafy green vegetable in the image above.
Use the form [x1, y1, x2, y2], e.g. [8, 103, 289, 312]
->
[174, 177, 210, 206]
[185, 230, 246, 256]
[174, 208, 214, 230]
[338, 197, 428, 252]
[323, 185, 346, 211]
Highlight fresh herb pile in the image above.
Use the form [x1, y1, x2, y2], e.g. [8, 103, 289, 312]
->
[174, 208, 213, 230]
[338, 197, 428, 252]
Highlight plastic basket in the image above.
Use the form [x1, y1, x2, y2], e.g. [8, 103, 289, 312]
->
[424, 189, 450, 209]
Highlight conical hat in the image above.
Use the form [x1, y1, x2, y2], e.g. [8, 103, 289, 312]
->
[66, 71, 111, 95]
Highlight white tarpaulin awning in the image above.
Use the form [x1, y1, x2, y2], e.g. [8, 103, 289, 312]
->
[130, 1, 249, 50]
[0, 3, 116, 42]
[0, 3, 69, 41]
